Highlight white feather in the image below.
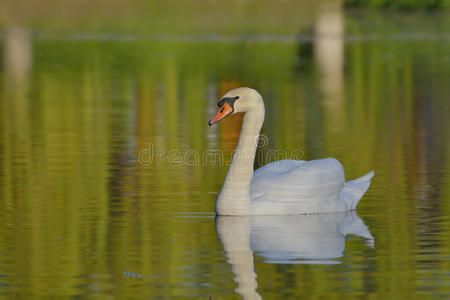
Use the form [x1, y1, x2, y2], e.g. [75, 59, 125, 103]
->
[213, 87, 374, 216]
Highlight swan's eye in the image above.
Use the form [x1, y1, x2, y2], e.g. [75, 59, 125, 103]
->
[235, 96, 240, 100]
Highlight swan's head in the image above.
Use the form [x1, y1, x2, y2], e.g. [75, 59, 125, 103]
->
[208, 87, 263, 126]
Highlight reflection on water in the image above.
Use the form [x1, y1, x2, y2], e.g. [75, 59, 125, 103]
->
[251, 212, 373, 264]
[216, 212, 373, 299]
[0, 10, 449, 298]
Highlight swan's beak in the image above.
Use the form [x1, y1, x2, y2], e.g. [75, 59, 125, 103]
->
[208, 103, 233, 126]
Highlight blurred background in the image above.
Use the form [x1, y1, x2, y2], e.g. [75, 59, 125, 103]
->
[0, 0, 449, 298]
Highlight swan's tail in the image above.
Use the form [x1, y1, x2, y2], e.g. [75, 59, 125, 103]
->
[341, 171, 374, 210]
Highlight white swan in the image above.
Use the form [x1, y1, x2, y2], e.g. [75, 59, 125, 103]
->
[208, 87, 374, 216]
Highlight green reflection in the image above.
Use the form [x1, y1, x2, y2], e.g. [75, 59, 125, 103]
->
[0, 8, 449, 299]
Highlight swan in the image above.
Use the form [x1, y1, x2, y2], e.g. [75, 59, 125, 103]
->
[208, 87, 374, 216]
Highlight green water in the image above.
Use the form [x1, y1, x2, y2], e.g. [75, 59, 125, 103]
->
[0, 11, 449, 298]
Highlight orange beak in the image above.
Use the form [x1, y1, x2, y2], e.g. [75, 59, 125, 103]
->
[208, 103, 234, 126]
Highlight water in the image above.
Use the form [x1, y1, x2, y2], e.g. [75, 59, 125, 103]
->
[0, 11, 449, 298]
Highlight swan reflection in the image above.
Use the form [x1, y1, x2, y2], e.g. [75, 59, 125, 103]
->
[215, 211, 373, 299]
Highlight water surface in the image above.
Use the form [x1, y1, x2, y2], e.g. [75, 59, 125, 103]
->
[0, 11, 449, 298]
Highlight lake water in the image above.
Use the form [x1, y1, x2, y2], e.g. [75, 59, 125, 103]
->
[0, 11, 449, 298]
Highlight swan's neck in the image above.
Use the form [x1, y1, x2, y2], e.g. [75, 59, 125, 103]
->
[215, 108, 264, 215]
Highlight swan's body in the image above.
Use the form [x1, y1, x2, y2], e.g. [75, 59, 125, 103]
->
[251, 158, 374, 215]
[209, 87, 374, 216]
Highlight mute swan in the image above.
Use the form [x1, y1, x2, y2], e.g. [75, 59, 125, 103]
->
[216, 212, 374, 299]
[209, 87, 374, 216]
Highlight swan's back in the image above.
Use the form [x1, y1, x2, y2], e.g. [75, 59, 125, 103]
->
[250, 158, 348, 215]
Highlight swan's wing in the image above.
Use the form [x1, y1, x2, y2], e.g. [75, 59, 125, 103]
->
[251, 159, 304, 199]
[250, 158, 347, 214]
[251, 158, 345, 199]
